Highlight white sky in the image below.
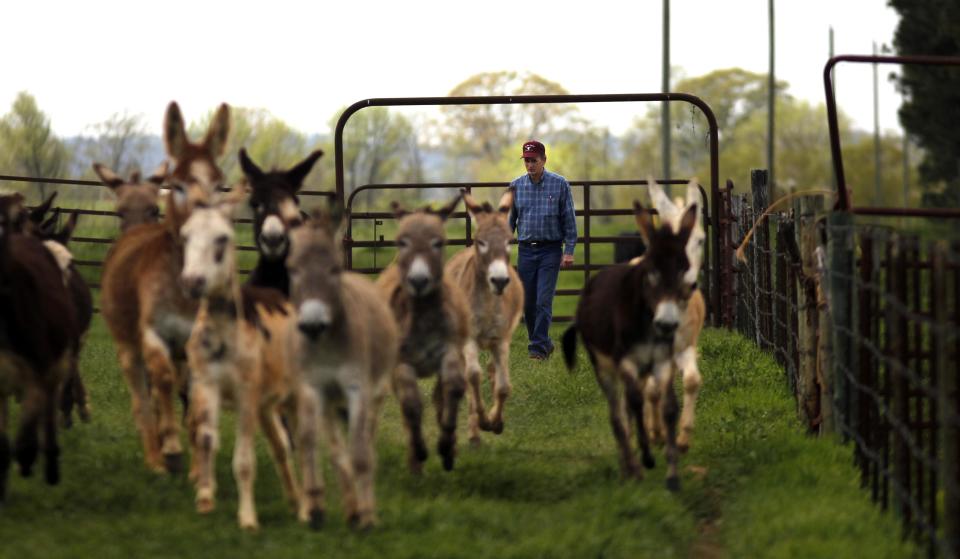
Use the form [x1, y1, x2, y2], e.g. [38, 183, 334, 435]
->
[1, 0, 902, 138]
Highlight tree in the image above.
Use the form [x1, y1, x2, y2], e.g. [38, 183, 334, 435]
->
[890, 0, 960, 206]
[0, 91, 70, 201]
[81, 111, 153, 178]
[440, 72, 576, 169]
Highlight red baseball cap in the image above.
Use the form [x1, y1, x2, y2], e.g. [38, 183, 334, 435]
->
[521, 140, 545, 159]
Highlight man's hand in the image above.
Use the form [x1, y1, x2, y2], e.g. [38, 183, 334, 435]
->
[561, 254, 574, 268]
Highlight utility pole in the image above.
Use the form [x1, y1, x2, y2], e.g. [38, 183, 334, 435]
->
[873, 41, 882, 205]
[767, 0, 776, 196]
[830, 26, 836, 190]
[662, 0, 671, 184]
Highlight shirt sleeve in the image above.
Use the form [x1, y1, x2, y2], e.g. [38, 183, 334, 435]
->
[508, 182, 519, 234]
[561, 179, 578, 255]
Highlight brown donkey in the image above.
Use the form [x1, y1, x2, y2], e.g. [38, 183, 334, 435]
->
[445, 189, 523, 444]
[562, 202, 698, 491]
[376, 195, 470, 473]
[99, 102, 230, 473]
[179, 188, 300, 530]
[92, 162, 169, 232]
[285, 208, 399, 531]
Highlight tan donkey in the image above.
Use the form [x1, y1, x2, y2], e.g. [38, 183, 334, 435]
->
[445, 189, 523, 444]
[376, 195, 470, 473]
[285, 208, 399, 531]
[99, 102, 230, 473]
[179, 187, 300, 530]
[634, 179, 706, 452]
[92, 161, 169, 233]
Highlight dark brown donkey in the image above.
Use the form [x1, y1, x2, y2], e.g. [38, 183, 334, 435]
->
[445, 189, 523, 444]
[562, 202, 697, 492]
[375, 196, 470, 473]
[239, 148, 323, 295]
[99, 102, 230, 473]
[0, 194, 79, 501]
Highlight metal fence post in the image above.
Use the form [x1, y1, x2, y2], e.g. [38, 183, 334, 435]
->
[827, 210, 854, 439]
[933, 241, 958, 557]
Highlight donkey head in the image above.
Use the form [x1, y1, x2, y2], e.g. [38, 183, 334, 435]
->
[463, 188, 514, 295]
[239, 148, 323, 261]
[0, 192, 26, 240]
[93, 162, 168, 232]
[647, 177, 705, 287]
[635, 201, 698, 339]
[391, 194, 461, 298]
[163, 102, 230, 205]
[178, 187, 246, 300]
[286, 206, 345, 340]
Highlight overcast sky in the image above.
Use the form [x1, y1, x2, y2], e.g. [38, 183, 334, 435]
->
[1, 0, 901, 138]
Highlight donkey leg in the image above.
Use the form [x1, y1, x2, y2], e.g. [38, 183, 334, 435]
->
[42, 379, 61, 485]
[321, 402, 358, 523]
[675, 347, 701, 453]
[258, 405, 300, 511]
[234, 390, 259, 531]
[391, 364, 427, 474]
[485, 339, 513, 434]
[296, 387, 325, 529]
[142, 330, 183, 473]
[118, 345, 163, 472]
[437, 345, 466, 472]
[463, 340, 488, 443]
[656, 363, 681, 492]
[620, 364, 655, 471]
[346, 386, 377, 530]
[13, 382, 42, 478]
[596, 366, 640, 480]
[190, 381, 221, 514]
[644, 375, 665, 446]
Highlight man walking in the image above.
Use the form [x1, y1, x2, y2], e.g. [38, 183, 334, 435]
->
[508, 140, 577, 360]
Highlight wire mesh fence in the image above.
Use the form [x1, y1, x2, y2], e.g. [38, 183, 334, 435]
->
[727, 176, 960, 558]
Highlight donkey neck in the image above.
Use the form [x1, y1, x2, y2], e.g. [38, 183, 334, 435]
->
[247, 258, 290, 296]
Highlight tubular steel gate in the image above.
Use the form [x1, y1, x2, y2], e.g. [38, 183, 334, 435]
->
[723, 55, 960, 558]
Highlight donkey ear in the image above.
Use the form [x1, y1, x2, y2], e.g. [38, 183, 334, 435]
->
[685, 179, 700, 208]
[647, 176, 678, 224]
[147, 161, 169, 186]
[461, 188, 482, 217]
[285, 149, 324, 192]
[390, 200, 408, 220]
[30, 192, 58, 225]
[497, 187, 514, 214]
[203, 103, 231, 158]
[93, 163, 124, 190]
[163, 102, 189, 161]
[679, 203, 698, 239]
[55, 211, 79, 245]
[39, 207, 61, 236]
[238, 148, 263, 180]
[634, 200, 654, 246]
[436, 193, 462, 221]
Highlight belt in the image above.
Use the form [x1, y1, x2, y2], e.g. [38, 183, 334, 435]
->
[519, 239, 562, 247]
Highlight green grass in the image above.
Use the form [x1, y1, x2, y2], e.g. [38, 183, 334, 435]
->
[0, 321, 917, 559]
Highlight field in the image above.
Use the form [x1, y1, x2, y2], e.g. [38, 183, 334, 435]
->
[0, 321, 917, 559]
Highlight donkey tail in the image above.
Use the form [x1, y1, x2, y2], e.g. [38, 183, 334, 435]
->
[561, 324, 579, 372]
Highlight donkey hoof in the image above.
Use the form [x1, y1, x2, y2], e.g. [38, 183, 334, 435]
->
[309, 508, 325, 531]
[665, 476, 680, 493]
[490, 419, 504, 435]
[442, 454, 455, 471]
[164, 452, 184, 474]
[79, 406, 92, 423]
[642, 454, 656, 469]
[349, 513, 377, 532]
[44, 462, 60, 485]
[196, 496, 215, 514]
[414, 443, 428, 463]
[469, 435, 482, 448]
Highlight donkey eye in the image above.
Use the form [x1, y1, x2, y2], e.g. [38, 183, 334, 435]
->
[215, 235, 230, 248]
[647, 271, 660, 287]
[431, 238, 444, 250]
[397, 237, 410, 249]
[476, 239, 488, 251]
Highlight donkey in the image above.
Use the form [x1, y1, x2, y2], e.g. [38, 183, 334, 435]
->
[0, 194, 79, 501]
[285, 207, 399, 531]
[375, 195, 470, 473]
[445, 189, 523, 444]
[99, 101, 230, 473]
[637, 179, 706, 452]
[239, 148, 323, 295]
[562, 202, 698, 491]
[92, 161, 169, 232]
[179, 187, 300, 531]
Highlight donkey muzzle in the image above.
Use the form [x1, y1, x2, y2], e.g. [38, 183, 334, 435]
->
[180, 275, 207, 299]
[298, 300, 332, 340]
[406, 276, 430, 296]
[489, 276, 510, 295]
[298, 321, 326, 340]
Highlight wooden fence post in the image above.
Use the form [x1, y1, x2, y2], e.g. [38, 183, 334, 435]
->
[816, 216, 834, 435]
[933, 241, 958, 557]
[827, 210, 854, 439]
[797, 196, 822, 431]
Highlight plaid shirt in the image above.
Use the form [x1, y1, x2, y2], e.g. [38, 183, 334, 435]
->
[508, 169, 578, 255]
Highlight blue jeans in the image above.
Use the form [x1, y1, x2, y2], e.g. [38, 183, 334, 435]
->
[517, 244, 562, 356]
